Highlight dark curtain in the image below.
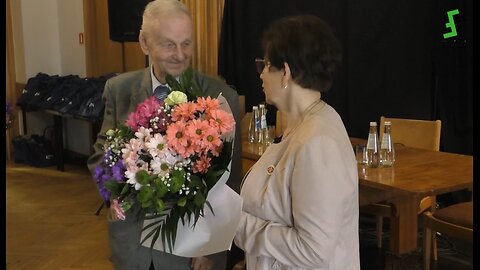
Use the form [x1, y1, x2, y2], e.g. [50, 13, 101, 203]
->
[218, 0, 472, 155]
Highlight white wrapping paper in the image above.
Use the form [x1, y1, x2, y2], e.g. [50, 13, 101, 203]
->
[141, 163, 243, 257]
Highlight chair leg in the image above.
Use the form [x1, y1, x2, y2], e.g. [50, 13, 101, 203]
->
[432, 231, 438, 261]
[95, 202, 104, 215]
[423, 226, 432, 270]
[376, 216, 383, 248]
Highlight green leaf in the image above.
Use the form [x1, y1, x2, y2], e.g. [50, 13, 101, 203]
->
[155, 198, 165, 212]
[205, 200, 215, 216]
[141, 218, 163, 233]
[143, 211, 168, 220]
[188, 175, 203, 188]
[154, 178, 169, 197]
[210, 140, 233, 170]
[140, 218, 163, 251]
[136, 170, 150, 185]
[204, 170, 217, 189]
[120, 182, 130, 196]
[177, 196, 187, 207]
[170, 170, 186, 193]
[166, 74, 183, 92]
[137, 186, 154, 204]
[121, 200, 133, 212]
[189, 76, 203, 98]
[150, 224, 162, 250]
[179, 67, 193, 89]
[194, 191, 205, 207]
[141, 200, 153, 208]
[117, 124, 134, 139]
[104, 180, 123, 197]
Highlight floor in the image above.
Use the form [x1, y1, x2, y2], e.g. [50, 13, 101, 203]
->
[6, 162, 473, 269]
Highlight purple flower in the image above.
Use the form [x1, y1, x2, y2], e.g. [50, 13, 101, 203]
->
[6, 101, 12, 115]
[94, 165, 111, 202]
[111, 160, 125, 181]
[94, 157, 126, 202]
[6, 101, 14, 129]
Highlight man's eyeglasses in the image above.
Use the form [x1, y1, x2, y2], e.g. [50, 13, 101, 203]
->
[255, 58, 270, 74]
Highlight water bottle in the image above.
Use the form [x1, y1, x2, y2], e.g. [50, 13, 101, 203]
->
[259, 104, 268, 144]
[248, 106, 260, 143]
[380, 121, 395, 167]
[366, 121, 380, 168]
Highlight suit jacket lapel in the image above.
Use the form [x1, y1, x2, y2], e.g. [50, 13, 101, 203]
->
[130, 69, 152, 108]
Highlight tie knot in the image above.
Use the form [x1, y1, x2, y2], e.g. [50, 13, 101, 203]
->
[154, 85, 170, 100]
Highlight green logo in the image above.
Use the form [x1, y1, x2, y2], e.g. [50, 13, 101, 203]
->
[443, 9, 459, 39]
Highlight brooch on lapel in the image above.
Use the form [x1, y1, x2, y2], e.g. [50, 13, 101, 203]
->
[266, 165, 275, 175]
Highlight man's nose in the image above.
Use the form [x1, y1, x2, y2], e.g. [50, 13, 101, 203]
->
[173, 45, 186, 61]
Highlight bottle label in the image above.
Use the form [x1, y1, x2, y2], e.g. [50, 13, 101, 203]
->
[367, 135, 377, 150]
[260, 115, 267, 129]
[380, 133, 389, 149]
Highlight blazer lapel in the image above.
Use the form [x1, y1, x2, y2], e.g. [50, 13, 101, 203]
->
[129, 69, 152, 108]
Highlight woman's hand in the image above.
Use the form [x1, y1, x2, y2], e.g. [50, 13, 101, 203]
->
[191, 256, 214, 270]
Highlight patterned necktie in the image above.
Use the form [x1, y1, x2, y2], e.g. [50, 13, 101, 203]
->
[154, 85, 170, 100]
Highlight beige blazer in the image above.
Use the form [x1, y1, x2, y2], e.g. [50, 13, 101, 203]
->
[235, 101, 360, 270]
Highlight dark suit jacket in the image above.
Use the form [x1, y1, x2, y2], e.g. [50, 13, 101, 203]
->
[87, 68, 242, 270]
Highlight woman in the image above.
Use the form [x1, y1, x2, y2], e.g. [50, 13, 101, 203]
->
[235, 15, 360, 269]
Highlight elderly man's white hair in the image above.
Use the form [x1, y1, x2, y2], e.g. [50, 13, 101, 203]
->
[141, 0, 192, 35]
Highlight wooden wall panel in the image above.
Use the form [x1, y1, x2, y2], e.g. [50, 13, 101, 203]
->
[124, 42, 148, 71]
[6, 0, 20, 150]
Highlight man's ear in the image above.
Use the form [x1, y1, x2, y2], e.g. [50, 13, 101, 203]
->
[139, 31, 149, 55]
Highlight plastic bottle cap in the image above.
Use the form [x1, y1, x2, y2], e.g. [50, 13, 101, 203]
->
[259, 104, 265, 108]
[370, 122, 377, 126]
[253, 106, 258, 109]
[385, 121, 391, 125]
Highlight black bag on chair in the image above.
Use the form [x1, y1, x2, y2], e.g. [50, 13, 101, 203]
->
[12, 128, 56, 167]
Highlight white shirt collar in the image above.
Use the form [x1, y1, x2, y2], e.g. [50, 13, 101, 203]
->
[150, 66, 168, 94]
[150, 66, 182, 93]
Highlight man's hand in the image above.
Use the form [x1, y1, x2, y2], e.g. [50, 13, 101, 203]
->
[191, 256, 214, 270]
[108, 199, 126, 221]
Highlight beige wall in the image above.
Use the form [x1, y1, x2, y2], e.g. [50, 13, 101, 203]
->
[10, 0, 90, 156]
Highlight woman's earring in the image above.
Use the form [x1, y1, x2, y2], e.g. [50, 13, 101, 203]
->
[283, 84, 288, 89]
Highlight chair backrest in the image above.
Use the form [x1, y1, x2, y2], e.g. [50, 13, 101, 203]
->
[238, 95, 245, 121]
[423, 201, 473, 269]
[240, 112, 252, 140]
[379, 116, 441, 151]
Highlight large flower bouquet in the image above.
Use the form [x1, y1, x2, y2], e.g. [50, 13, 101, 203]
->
[94, 68, 236, 253]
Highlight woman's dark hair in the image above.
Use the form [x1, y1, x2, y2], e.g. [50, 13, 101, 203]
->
[262, 14, 342, 92]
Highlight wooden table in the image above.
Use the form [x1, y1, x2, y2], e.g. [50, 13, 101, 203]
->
[242, 138, 473, 256]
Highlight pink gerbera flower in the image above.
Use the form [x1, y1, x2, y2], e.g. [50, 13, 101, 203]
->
[196, 96, 220, 114]
[193, 155, 212, 173]
[166, 121, 195, 158]
[171, 102, 198, 122]
[200, 126, 223, 156]
[208, 109, 235, 134]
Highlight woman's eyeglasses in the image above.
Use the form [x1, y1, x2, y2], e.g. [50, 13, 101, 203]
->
[255, 58, 270, 74]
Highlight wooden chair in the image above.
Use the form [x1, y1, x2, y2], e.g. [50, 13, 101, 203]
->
[361, 116, 442, 248]
[275, 110, 288, 137]
[238, 95, 245, 122]
[240, 112, 252, 141]
[423, 201, 473, 269]
[232, 259, 246, 270]
[379, 116, 441, 151]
